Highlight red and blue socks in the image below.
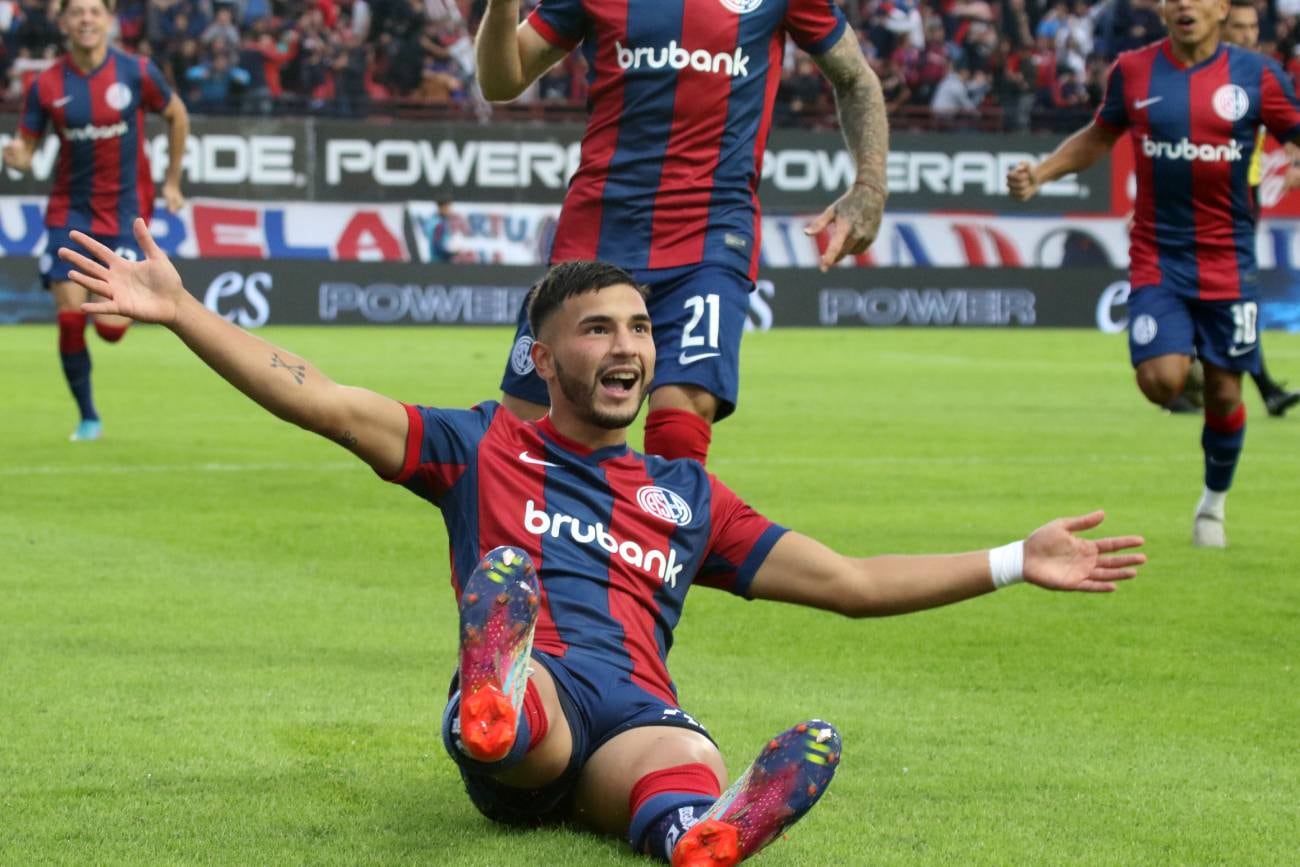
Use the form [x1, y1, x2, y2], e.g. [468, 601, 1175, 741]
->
[57, 311, 97, 423]
[441, 678, 549, 773]
[628, 762, 721, 861]
[1202, 403, 1246, 495]
[643, 408, 713, 465]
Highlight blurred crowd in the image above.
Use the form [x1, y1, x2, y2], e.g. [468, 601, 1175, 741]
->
[0, 0, 1295, 128]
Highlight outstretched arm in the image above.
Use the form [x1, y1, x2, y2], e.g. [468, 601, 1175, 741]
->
[1007, 122, 1121, 202]
[805, 29, 889, 271]
[748, 511, 1145, 616]
[475, 0, 570, 101]
[58, 219, 409, 477]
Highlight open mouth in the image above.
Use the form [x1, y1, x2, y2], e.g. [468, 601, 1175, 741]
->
[599, 369, 639, 396]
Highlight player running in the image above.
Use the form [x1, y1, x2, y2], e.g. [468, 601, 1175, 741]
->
[1006, 0, 1300, 547]
[2, 0, 189, 442]
[476, 0, 888, 465]
[1221, 0, 1300, 417]
[58, 225, 1146, 865]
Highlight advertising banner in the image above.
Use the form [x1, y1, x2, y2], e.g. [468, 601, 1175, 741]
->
[4, 258, 1297, 330]
[12, 194, 1300, 276]
[0, 117, 1119, 211]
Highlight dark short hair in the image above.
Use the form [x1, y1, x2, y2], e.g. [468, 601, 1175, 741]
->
[60, 0, 115, 14]
[1229, 0, 1255, 9]
[526, 260, 647, 336]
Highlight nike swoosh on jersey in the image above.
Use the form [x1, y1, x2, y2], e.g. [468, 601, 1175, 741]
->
[678, 351, 721, 365]
[1134, 96, 1163, 109]
[53, 96, 74, 108]
[518, 451, 561, 467]
[1227, 344, 1256, 357]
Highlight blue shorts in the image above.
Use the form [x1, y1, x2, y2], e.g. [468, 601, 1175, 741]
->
[500, 263, 753, 421]
[1128, 284, 1261, 375]
[447, 649, 713, 827]
[41, 227, 143, 289]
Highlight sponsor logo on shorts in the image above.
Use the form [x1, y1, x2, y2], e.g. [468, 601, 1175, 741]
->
[636, 485, 693, 526]
[510, 335, 535, 375]
[1131, 313, 1158, 345]
[662, 707, 703, 728]
[1212, 84, 1249, 122]
[1227, 343, 1256, 357]
[678, 350, 720, 365]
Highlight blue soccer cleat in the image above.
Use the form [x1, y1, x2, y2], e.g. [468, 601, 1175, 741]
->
[69, 419, 103, 442]
[672, 720, 841, 866]
[456, 546, 539, 762]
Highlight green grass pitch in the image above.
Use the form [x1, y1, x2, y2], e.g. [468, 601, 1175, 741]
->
[2, 324, 1297, 865]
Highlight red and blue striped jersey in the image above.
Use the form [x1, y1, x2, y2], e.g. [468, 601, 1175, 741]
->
[388, 402, 787, 704]
[1096, 39, 1300, 301]
[527, 0, 846, 279]
[20, 47, 172, 235]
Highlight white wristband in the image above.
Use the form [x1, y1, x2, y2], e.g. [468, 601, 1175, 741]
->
[989, 540, 1025, 589]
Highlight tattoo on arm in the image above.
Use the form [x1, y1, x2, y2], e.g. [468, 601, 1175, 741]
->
[271, 352, 307, 385]
[814, 33, 888, 192]
[335, 430, 359, 450]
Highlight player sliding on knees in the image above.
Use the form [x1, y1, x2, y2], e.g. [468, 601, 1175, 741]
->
[60, 221, 1146, 866]
[1006, 0, 1300, 547]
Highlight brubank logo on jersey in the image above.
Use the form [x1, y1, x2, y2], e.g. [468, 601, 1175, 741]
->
[616, 41, 751, 78]
[1140, 135, 1243, 163]
[64, 121, 128, 142]
[524, 500, 685, 587]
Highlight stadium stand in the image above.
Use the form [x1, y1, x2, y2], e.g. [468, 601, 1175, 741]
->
[0, 0, 1296, 130]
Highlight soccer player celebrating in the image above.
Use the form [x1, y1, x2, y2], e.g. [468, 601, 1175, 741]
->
[2, 0, 189, 442]
[476, 0, 889, 465]
[1006, 0, 1300, 547]
[1222, 0, 1300, 417]
[58, 223, 1146, 866]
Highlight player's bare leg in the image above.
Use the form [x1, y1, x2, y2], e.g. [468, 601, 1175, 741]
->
[501, 393, 548, 421]
[644, 384, 717, 464]
[51, 279, 104, 441]
[1192, 363, 1247, 548]
[1163, 359, 1204, 414]
[1135, 353, 1193, 407]
[574, 724, 726, 860]
[573, 719, 840, 864]
[486, 663, 574, 788]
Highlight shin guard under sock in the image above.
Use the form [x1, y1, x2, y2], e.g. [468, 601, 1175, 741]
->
[1202, 404, 1246, 493]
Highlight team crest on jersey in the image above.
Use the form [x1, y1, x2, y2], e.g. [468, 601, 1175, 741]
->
[510, 335, 535, 375]
[719, 0, 763, 12]
[1211, 84, 1249, 122]
[637, 486, 693, 526]
[1131, 314, 1158, 346]
[104, 82, 133, 112]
